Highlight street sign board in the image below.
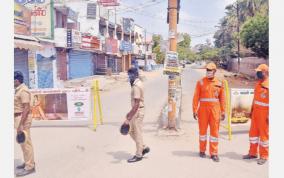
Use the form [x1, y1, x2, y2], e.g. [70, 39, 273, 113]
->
[163, 51, 181, 75]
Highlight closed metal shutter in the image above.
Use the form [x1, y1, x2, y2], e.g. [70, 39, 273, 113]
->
[37, 55, 54, 88]
[69, 51, 93, 79]
[14, 48, 29, 87]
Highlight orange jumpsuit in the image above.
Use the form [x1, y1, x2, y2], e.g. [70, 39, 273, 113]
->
[248, 79, 269, 159]
[193, 77, 226, 156]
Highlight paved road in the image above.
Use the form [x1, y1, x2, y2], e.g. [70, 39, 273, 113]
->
[15, 67, 268, 178]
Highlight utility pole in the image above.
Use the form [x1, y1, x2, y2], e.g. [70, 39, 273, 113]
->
[144, 29, 147, 71]
[237, 0, 240, 73]
[167, 0, 178, 130]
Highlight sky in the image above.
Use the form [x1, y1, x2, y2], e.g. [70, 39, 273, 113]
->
[115, 0, 236, 47]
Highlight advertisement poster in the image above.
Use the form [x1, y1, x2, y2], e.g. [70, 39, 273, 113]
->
[230, 88, 254, 123]
[14, 2, 31, 35]
[163, 51, 181, 75]
[24, 0, 53, 39]
[30, 88, 91, 121]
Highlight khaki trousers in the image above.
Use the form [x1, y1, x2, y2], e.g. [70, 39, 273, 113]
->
[129, 108, 145, 158]
[15, 115, 35, 170]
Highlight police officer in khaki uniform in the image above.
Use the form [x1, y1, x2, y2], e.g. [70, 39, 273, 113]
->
[14, 71, 36, 177]
[124, 67, 150, 163]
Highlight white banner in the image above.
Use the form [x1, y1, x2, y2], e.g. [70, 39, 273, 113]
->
[30, 87, 92, 123]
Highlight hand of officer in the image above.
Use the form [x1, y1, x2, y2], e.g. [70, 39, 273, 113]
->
[124, 119, 130, 125]
[193, 113, 198, 120]
[221, 113, 226, 121]
[17, 125, 23, 133]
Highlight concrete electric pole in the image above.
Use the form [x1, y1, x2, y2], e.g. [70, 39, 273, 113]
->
[167, 0, 178, 129]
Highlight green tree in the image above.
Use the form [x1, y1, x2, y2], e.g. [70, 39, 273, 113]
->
[152, 34, 165, 64]
[240, 15, 268, 58]
[177, 33, 191, 61]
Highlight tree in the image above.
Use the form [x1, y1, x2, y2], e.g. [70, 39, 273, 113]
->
[152, 34, 165, 64]
[214, 0, 269, 61]
[240, 15, 268, 58]
[177, 33, 191, 61]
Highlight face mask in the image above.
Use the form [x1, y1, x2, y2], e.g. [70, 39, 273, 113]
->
[206, 71, 214, 78]
[256, 71, 264, 80]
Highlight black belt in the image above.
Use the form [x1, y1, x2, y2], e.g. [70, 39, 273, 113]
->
[14, 113, 22, 117]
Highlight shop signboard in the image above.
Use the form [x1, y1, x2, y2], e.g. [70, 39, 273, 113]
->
[23, 0, 54, 39]
[122, 18, 134, 34]
[98, 0, 120, 6]
[119, 40, 132, 53]
[105, 38, 118, 54]
[87, 3, 97, 19]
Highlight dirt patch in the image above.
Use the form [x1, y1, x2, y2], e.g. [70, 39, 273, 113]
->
[217, 69, 256, 88]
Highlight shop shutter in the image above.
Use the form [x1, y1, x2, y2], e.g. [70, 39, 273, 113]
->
[37, 56, 54, 88]
[14, 48, 29, 87]
[69, 51, 93, 79]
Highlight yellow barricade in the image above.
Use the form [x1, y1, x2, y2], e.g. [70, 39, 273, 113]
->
[92, 80, 103, 131]
[222, 79, 232, 140]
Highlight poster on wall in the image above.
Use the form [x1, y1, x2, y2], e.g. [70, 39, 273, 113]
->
[30, 88, 91, 122]
[22, 0, 53, 39]
[163, 51, 181, 76]
[230, 88, 254, 123]
[28, 50, 37, 88]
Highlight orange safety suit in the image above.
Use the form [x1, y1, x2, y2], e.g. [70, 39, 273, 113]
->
[193, 77, 226, 156]
[248, 78, 269, 159]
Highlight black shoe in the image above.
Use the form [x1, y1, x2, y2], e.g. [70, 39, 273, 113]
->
[16, 168, 35, 177]
[199, 152, 206, 158]
[257, 158, 267, 165]
[243, 154, 258, 160]
[127, 156, 143, 163]
[16, 163, 25, 169]
[211, 155, 220, 162]
[142, 147, 150, 156]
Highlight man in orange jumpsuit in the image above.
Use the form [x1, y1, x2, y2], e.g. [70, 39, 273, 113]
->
[192, 62, 226, 162]
[243, 64, 269, 165]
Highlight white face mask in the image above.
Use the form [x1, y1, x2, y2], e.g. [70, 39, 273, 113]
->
[206, 71, 214, 78]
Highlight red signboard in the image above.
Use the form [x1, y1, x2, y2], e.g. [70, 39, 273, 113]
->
[81, 35, 100, 50]
[105, 38, 118, 54]
[98, 0, 119, 6]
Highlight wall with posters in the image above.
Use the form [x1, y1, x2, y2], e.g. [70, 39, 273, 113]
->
[14, 2, 31, 36]
[30, 87, 92, 126]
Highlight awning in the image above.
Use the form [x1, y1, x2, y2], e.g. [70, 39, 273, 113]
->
[14, 34, 39, 42]
[14, 39, 43, 50]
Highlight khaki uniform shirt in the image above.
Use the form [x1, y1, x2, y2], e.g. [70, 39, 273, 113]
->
[131, 78, 144, 108]
[14, 83, 31, 114]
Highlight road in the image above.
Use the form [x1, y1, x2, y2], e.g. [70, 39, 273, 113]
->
[14, 66, 268, 178]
